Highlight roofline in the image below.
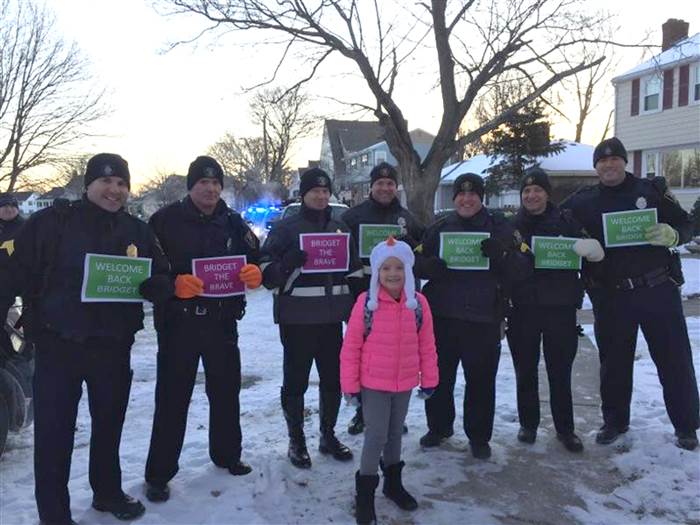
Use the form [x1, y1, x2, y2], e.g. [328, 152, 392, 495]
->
[612, 55, 700, 83]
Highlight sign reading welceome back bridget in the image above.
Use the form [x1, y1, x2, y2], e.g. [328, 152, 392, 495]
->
[359, 224, 402, 258]
[603, 208, 657, 248]
[531, 236, 581, 270]
[439, 232, 490, 270]
[81, 253, 152, 302]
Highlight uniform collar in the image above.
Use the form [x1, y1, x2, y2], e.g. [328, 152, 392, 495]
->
[183, 196, 228, 221]
[368, 195, 401, 212]
[450, 206, 488, 228]
[599, 172, 636, 194]
[301, 203, 332, 225]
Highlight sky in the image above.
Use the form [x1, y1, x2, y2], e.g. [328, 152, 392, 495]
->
[40, 0, 700, 191]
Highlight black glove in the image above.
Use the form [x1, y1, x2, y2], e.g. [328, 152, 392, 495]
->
[480, 238, 508, 260]
[139, 274, 174, 304]
[281, 248, 308, 272]
[423, 256, 449, 279]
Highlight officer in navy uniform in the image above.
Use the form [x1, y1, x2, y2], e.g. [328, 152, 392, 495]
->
[562, 137, 699, 450]
[0, 193, 25, 351]
[416, 173, 532, 459]
[144, 156, 263, 503]
[507, 167, 605, 452]
[340, 162, 424, 435]
[260, 168, 363, 469]
[0, 153, 172, 525]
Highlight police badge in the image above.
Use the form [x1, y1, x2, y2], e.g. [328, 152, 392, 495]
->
[635, 196, 647, 209]
[525, 177, 534, 186]
[204, 167, 215, 178]
[461, 181, 472, 192]
[317, 177, 327, 186]
[103, 164, 113, 176]
[397, 216, 407, 235]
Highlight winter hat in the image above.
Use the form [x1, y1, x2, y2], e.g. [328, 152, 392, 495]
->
[367, 236, 417, 312]
[0, 193, 19, 208]
[84, 153, 130, 189]
[299, 168, 332, 197]
[370, 162, 398, 186]
[593, 137, 628, 167]
[187, 155, 224, 190]
[452, 173, 484, 201]
[520, 167, 552, 195]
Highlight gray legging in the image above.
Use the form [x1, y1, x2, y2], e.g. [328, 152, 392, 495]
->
[360, 388, 412, 475]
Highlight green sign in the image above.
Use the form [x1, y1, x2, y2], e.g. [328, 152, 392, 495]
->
[531, 236, 581, 270]
[359, 224, 402, 258]
[439, 232, 490, 270]
[81, 253, 152, 303]
[603, 208, 657, 247]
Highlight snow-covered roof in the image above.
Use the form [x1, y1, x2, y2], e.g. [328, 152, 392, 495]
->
[613, 32, 700, 83]
[439, 141, 595, 184]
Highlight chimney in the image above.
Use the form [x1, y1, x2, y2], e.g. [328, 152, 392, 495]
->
[662, 19, 689, 51]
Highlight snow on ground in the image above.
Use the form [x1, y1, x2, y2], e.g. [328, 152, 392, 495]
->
[1, 288, 699, 525]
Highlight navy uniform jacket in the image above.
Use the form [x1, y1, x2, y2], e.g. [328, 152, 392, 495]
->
[0, 215, 25, 265]
[417, 208, 532, 324]
[0, 198, 170, 342]
[341, 196, 424, 293]
[561, 173, 692, 283]
[510, 203, 586, 307]
[260, 204, 362, 325]
[149, 197, 260, 327]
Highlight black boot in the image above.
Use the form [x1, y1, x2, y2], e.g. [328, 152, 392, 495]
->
[355, 471, 379, 525]
[281, 388, 311, 469]
[381, 460, 417, 511]
[348, 407, 365, 435]
[595, 425, 628, 445]
[145, 481, 170, 502]
[319, 391, 353, 461]
[92, 492, 146, 521]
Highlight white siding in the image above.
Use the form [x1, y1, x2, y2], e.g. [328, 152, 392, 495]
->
[615, 63, 700, 152]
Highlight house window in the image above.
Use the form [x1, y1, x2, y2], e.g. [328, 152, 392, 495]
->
[360, 153, 369, 167]
[375, 150, 387, 165]
[694, 64, 700, 102]
[662, 147, 700, 188]
[350, 157, 357, 169]
[644, 152, 658, 179]
[642, 73, 662, 112]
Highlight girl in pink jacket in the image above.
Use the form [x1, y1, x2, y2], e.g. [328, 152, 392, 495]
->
[340, 237, 438, 525]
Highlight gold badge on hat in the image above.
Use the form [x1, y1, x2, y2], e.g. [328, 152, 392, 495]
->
[525, 177, 534, 185]
[461, 181, 472, 192]
[126, 243, 138, 258]
[635, 196, 647, 209]
[317, 177, 327, 186]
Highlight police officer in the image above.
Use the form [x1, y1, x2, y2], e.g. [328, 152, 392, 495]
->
[507, 167, 605, 453]
[416, 173, 531, 459]
[144, 156, 263, 502]
[261, 168, 362, 469]
[0, 193, 25, 351]
[340, 162, 424, 434]
[563, 137, 699, 450]
[0, 153, 172, 524]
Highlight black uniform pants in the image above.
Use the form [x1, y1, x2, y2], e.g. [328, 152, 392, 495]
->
[506, 305, 578, 434]
[33, 332, 133, 523]
[425, 318, 501, 444]
[590, 281, 699, 432]
[280, 323, 342, 396]
[145, 315, 242, 485]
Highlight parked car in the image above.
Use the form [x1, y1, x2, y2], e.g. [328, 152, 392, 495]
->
[0, 305, 34, 457]
[279, 202, 349, 222]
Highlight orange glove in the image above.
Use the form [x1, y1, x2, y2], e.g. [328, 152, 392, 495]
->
[174, 274, 204, 299]
[239, 263, 262, 289]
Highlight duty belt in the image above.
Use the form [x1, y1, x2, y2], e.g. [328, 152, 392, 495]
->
[611, 267, 669, 291]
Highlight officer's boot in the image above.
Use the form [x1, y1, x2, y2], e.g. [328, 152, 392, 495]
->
[380, 460, 418, 511]
[355, 471, 379, 525]
[281, 388, 311, 469]
[319, 390, 353, 461]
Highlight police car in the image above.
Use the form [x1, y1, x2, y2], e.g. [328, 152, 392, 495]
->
[279, 202, 349, 222]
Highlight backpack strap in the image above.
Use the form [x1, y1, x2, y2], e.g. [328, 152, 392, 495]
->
[363, 292, 422, 340]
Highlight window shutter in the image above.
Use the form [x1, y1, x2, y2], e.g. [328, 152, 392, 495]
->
[633, 151, 642, 177]
[678, 64, 689, 107]
[663, 69, 674, 109]
[631, 78, 640, 116]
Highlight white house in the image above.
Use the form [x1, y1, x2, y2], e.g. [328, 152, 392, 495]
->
[612, 19, 700, 210]
[13, 191, 40, 215]
[436, 141, 597, 210]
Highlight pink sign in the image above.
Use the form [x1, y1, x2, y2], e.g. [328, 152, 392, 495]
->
[299, 233, 350, 273]
[191, 255, 247, 297]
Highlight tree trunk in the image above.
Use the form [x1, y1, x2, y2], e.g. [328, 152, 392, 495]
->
[400, 159, 442, 226]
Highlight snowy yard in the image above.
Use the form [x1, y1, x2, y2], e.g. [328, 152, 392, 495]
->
[1, 280, 699, 524]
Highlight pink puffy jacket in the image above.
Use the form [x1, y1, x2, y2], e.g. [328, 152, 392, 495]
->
[340, 288, 439, 394]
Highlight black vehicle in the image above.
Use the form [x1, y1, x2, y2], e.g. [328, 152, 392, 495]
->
[0, 304, 34, 457]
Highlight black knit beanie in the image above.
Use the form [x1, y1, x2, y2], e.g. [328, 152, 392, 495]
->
[593, 137, 628, 167]
[369, 162, 398, 186]
[187, 156, 224, 190]
[452, 173, 484, 201]
[299, 168, 332, 197]
[520, 167, 552, 195]
[84, 153, 130, 189]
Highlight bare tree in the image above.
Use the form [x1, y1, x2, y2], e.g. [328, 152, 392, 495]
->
[207, 133, 266, 190]
[250, 86, 314, 185]
[140, 170, 188, 209]
[0, 0, 107, 192]
[159, 0, 614, 223]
